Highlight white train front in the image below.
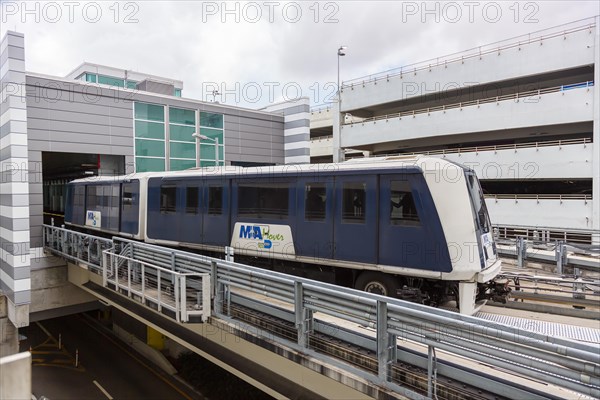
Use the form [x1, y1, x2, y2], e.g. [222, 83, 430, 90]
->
[65, 156, 509, 314]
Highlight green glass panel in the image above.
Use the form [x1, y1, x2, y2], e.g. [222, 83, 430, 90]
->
[170, 142, 196, 159]
[199, 127, 223, 142]
[200, 143, 224, 161]
[135, 121, 164, 139]
[85, 73, 97, 83]
[136, 157, 165, 172]
[169, 125, 195, 142]
[169, 107, 195, 125]
[135, 139, 165, 157]
[126, 80, 137, 89]
[200, 112, 223, 129]
[135, 102, 164, 122]
[170, 159, 196, 171]
[174, 89, 182, 97]
[98, 74, 125, 87]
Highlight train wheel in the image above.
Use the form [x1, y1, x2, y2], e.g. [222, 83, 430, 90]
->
[355, 272, 400, 297]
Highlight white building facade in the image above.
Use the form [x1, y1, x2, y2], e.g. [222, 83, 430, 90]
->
[312, 17, 600, 244]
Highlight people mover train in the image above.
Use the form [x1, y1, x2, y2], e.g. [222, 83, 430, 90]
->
[64, 156, 508, 314]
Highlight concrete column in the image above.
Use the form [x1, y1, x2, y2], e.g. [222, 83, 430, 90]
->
[592, 16, 600, 245]
[0, 296, 19, 357]
[332, 100, 345, 162]
[0, 31, 31, 329]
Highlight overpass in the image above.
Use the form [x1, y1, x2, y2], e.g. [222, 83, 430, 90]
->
[42, 224, 600, 400]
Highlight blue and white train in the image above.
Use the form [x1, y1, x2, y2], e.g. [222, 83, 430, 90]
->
[64, 156, 508, 314]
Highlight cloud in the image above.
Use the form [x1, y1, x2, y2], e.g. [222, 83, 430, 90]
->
[1, 0, 598, 108]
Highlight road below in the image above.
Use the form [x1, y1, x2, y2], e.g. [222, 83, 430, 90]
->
[20, 313, 201, 400]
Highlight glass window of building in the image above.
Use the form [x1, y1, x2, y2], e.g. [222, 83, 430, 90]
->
[135, 102, 166, 172]
[199, 113, 224, 167]
[169, 107, 196, 171]
[174, 89, 182, 97]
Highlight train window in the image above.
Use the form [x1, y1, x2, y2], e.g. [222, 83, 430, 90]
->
[390, 181, 420, 225]
[186, 187, 199, 214]
[160, 186, 177, 213]
[238, 183, 289, 219]
[74, 186, 85, 206]
[208, 186, 223, 215]
[122, 184, 134, 208]
[305, 183, 326, 221]
[342, 182, 366, 224]
[86, 186, 98, 209]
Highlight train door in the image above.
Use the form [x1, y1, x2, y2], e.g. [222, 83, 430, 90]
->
[333, 175, 378, 263]
[378, 174, 427, 269]
[179, 183, 203, 243]
[120, 181, 140, 235]
[295, 177, 334, 260]
[201, 181, 230, 246]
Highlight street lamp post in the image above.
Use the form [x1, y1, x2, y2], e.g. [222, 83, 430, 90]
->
[192, 132, 219, 167]
[335, 45, 347, 163]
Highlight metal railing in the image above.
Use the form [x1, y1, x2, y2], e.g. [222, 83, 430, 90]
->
[486, 193, 592, 201]
[494, 224, 599, 246]
[342, 18, 596, 88]
[103, 248, 210, 323]
[43, 224, 600, 399]
[344, 81, 594, 126]
[43, 225, 112, 274]
[42, 226, 211, 323]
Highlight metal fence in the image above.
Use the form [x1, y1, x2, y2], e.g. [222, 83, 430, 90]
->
[43, 225, 600, 399]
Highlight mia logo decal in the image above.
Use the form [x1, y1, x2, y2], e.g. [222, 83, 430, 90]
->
[85, 210, 101, 228]
[239, 225, 285, 249]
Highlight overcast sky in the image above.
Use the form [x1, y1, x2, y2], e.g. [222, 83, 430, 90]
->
[1, 1, 599, 108]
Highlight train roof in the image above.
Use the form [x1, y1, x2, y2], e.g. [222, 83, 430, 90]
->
[70, 155, 464, 183]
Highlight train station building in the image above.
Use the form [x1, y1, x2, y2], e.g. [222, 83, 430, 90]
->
[1, 30, 310, 338]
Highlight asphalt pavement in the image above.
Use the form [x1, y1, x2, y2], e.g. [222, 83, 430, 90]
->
[19, 313, 202, 400]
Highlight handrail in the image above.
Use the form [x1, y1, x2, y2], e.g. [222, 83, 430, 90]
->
[345, 81, 594, 126]
[331, 137, 591, 156]
[486, 194, 592, 201]
[310, 103, 334, 113]
[42, 224, 600, 400]
[342, 18, 596, 88]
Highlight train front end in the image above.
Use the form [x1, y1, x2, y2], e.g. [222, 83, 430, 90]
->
[419, 157, 508, 314]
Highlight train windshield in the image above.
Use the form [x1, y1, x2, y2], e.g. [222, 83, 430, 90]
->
[466, 172, 491, 234]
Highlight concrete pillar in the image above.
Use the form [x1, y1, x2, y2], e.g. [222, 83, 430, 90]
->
[0, 296, 19, 357]
[0, 31, 31, 328]
[332, 100, 345, 162]
[0, 352, 32, 399]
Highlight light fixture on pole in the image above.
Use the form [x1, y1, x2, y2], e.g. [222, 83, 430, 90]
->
[337, 45, 347, 100]
[335, 45, 347, 163]
[192, 132, 220, 167]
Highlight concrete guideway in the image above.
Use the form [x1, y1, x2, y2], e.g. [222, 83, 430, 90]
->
[43, 225, 600, 400]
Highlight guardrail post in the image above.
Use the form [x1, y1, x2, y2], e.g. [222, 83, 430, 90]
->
[179, 275, 186, 323]
[573, 268, 585, 300]
[427, 346, 438, 399]
[225, 246, 234, 262]
[170, 252, 176, 285]
[210, 261, 218, 299]
[202, 274, 211, 322]
[556, 241, 567, 275]
[377, 300, 390, 381]
[127, 259, 132, 297]
[294, 282, 311, 348]
[516, 236, 527, 268]
[102, 250, 108, 287]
